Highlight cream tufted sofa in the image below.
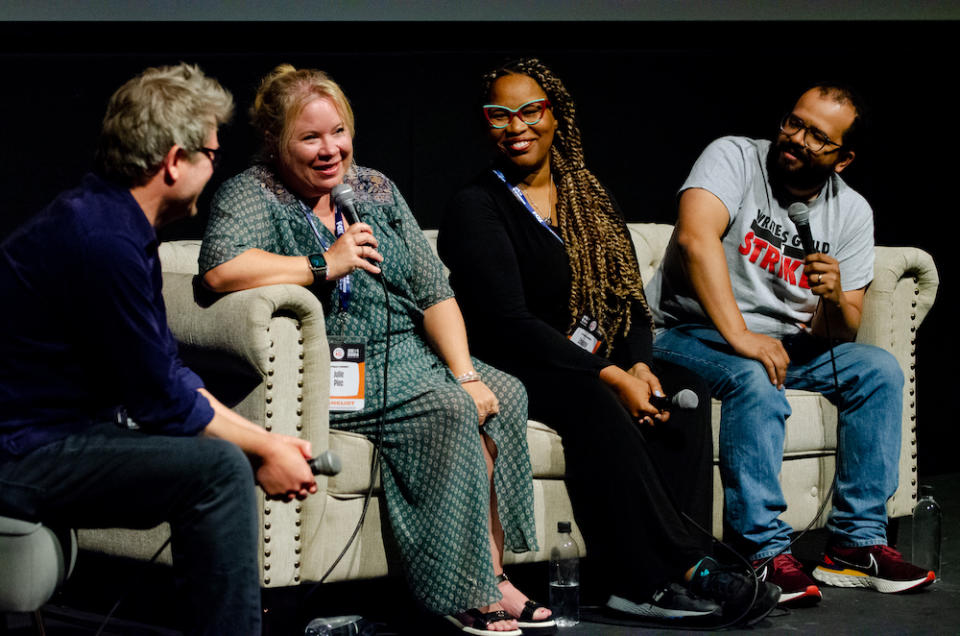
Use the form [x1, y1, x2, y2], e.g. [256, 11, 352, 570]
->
[78, 223, 938, 587]
[78, 238, 583, 589]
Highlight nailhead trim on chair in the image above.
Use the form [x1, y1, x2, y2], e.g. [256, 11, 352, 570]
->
[908, 278, 920, 498]
[260, 318, 308, 586]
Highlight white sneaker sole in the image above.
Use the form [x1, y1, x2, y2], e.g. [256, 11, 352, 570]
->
[812, 566, 935, 593]
[606, 594, 718, 618]
[777, 585, 822, 604]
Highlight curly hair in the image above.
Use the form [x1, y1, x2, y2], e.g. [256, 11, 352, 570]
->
[95, 63, 234, 186]
[480, 58, 651, 353]
[250, 64, 355, 164]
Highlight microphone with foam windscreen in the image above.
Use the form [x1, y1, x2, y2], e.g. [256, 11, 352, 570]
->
[649, 389, 700, 412]
[308, 450, 342, 476]
[331, 183, 359, 225]
[787, 202, 817, 256]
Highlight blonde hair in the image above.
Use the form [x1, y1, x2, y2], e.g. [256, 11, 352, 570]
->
[95, 63, 234, 186]
[250, 64, 355, 162]
[481, 58, 651, 353]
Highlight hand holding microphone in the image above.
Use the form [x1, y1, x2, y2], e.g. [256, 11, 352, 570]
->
[322, 183, 383, 278]
[649, 389, 700, 412]
[788, 202, 842, 303]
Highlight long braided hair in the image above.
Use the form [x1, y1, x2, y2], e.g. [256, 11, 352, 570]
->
[481, 58, 651, 353]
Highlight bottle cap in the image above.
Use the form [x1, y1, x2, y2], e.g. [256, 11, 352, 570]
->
[919, 484, 934, 498]
[558, 521, 571, 533]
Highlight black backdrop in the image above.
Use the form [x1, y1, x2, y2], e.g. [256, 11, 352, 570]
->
[1, 20, 954, 474]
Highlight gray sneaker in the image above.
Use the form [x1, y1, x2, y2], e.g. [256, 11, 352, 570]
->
[606, 583, 722, 619]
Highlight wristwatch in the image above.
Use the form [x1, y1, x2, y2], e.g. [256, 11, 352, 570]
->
[307, 252, 328, 283]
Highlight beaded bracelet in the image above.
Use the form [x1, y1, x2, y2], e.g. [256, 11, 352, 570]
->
[455, 370, 482, 384]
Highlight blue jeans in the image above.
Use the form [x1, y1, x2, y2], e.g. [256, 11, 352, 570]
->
[654, 324, 903, 560]
[0, 422, 260, 635]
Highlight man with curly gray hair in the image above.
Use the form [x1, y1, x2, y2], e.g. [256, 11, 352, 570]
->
[0, 63, 317, 635]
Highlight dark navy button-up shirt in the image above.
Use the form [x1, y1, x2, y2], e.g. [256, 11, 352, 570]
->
[0, 173, 214, 457]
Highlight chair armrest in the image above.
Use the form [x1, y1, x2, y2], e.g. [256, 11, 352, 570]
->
[161, 271, 329, 439]
[161, 271, 330, 445]
[858, 246, 939, 518]
[858, 246, 939, 353]
[161, 273, 333, 586]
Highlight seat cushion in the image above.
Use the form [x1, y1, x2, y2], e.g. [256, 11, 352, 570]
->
[327, 420, 567, 496]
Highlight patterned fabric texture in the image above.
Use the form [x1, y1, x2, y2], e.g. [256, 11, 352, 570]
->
[200, 164, 538, 614]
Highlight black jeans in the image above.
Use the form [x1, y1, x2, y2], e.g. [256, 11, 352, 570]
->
[0, 422, 260, 635]
[522, 359, 714, 602]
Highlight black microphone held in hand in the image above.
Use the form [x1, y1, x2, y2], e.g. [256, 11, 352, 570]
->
[649, 389, 700, 411]
[787, 202, 817, 255]
[331, 183, 359, 225]
[308, 450, 342, 476]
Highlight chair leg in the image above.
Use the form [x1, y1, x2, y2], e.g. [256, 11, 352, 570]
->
[31, 610, 46, 636]
[888, 516, 901, 548]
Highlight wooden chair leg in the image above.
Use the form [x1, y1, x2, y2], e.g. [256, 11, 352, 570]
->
[32, 610, 47, 636]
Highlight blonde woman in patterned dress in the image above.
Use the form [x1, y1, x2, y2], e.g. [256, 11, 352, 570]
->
[199, 65, 554, 635]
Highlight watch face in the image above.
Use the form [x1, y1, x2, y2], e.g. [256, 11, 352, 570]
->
[309, 253, 326, 268]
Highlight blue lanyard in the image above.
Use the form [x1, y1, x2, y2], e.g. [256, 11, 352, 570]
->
[492, 169, 563, 244]
[301, 201, 352, 310]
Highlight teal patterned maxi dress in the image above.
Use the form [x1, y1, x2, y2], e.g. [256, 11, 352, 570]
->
[199, 164, 538, 614]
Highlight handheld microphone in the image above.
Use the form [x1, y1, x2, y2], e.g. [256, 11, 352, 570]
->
[787, 202, 817, 255]
[331, 183, 359, 226]
[308, 450, 342, 476]
[649, 389, 699, 411]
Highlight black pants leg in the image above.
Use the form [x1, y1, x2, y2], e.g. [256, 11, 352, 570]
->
[523, 359, 713, 602]
[0, 422, 261, 636]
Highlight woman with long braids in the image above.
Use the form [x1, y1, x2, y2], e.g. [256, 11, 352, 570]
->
[439, 58, 780, 624]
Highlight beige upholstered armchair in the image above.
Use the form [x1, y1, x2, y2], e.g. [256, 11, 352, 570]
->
[79, 223, 937, 587]
[78, 239, 583, 589]
[626, 224, 939, 536]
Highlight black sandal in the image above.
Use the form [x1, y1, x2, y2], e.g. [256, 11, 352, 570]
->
[444, 608, 522, 636]
[496, 572, 558, 633]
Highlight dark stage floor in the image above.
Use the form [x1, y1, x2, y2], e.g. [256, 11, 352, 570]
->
[6, 472, 958, 635]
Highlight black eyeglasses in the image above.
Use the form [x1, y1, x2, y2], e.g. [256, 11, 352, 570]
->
[195, 146, 222, 169]
[779, 114, 843, 154]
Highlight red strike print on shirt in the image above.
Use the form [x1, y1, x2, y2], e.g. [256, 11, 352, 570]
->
[739, 231, 810, 289]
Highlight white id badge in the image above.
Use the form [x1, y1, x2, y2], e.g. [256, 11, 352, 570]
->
[328, 336, 366, 411]
[568, 313, 602, 353]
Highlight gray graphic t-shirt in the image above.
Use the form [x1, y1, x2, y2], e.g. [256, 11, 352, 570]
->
[648, 136, 874, 337]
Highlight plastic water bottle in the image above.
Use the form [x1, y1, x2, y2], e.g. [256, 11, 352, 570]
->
[549, 520, 580, 627]
[304, 615, 366, 635]
[912, 484, 941, 579]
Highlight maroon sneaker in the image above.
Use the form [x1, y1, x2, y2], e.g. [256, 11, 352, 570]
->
[813, 544, 935, 593]
[754, 554, 822, 605]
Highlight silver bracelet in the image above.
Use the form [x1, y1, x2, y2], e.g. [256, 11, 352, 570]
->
[455, 370, 482, 384]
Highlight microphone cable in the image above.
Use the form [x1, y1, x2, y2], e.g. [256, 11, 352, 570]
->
[304, 206, 392, 599]
[751, 295, 842, 576]
[95, 207, 394, 630]
[749, 157, 844, 581]
[587, 291, 843, 631]
[93, 535, 173, 636]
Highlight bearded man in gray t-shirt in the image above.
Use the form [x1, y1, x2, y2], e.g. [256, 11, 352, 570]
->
[649, 84, 934, 606]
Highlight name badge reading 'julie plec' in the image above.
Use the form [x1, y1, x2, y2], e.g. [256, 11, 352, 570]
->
[329, 337, 365, 411]
[568, 313, 602, 354]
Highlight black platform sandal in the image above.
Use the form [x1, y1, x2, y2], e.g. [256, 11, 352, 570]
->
[444, 608, 522, 635]
[496, 572, 558, 633]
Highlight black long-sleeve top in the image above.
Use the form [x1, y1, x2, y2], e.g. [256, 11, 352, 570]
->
[439, 169, 653, 379]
